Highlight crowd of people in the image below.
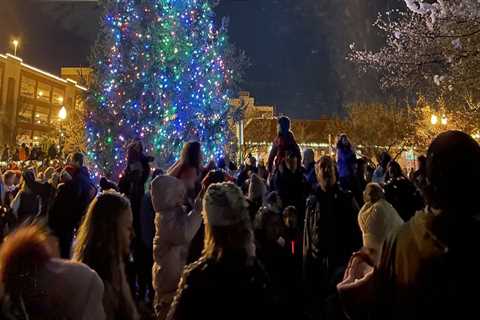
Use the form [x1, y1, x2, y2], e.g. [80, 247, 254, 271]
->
[1, 143, 63, 162]
[0, 115, 478, 320]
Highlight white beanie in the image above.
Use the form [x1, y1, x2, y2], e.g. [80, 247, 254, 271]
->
[203, 182, 249, 227]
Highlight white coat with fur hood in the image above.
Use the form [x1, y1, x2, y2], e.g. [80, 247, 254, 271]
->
[151, 175, 202, 299]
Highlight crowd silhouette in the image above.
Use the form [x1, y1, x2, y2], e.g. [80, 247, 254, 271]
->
[0, 117, 478, 320]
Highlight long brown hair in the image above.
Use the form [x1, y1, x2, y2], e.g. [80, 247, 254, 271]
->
[180, 141, 202, 170]
[73, 191, 131, 283]
[203, 221, 253, 261]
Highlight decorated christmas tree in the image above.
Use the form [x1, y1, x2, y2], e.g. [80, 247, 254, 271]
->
[86, 0, 239, 179]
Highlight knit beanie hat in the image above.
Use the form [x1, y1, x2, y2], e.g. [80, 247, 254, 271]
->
[203, 182, 249, 227]
[363, 183, 385, 203]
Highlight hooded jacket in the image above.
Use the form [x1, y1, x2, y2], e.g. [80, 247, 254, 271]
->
[374, 210, 480, 319]
[151, 176, 202, 300]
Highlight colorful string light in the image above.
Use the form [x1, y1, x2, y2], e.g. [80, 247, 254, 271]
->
[87, 0, 234, 179]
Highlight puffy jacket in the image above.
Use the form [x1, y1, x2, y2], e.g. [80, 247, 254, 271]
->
[151, 176, 202, 300]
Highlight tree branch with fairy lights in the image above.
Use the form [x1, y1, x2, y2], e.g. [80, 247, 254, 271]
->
[349, 0, 480, 109]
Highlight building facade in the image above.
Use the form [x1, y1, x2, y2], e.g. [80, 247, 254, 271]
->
[0, 53, 89, 147]
[231, 92, 418, 172]
[230, 91, 332, 163]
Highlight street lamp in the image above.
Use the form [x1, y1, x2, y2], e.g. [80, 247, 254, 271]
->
[12, 39, 19, 56]
[441, 115, 448, 126]
[58, 106, 67, 121]
[58, 106, 67, 153]
[431, 113, 448, 126]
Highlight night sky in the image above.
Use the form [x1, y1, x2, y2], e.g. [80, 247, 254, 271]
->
[0, 0, 402, 118]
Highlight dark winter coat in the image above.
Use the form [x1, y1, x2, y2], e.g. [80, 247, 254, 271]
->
[271, 167, 308, 216]
[256, 240, 299, 317]
[372, 210, 480, 320]
[412, 169, 427, 193]
[303, 184, 361, 296]
[48, 145, 57, 159]
[119, 156, 152, 242]
[140, 193, 155, 252]
[11, 191, 41, 225]
[303, 162, 317, 188]
[236, 165, 257, 189]
[167, 253, 279, 320]
[25, 179, 56, 217]
[49, 167, 96, 258]
[119, 156, 151, 206]
[384, 177, 424, 222]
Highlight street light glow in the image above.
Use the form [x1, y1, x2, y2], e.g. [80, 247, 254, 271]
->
[431, 114, 438, 125]
[441, 115, 448, 126]
[12, 39, 19, 56]
[58, 106, 67, 120]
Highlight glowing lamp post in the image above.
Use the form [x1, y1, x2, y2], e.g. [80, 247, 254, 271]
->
[58, 106, 67, 152]
[58, 106, 67, 121]
[12, 39, 19, 56]
[441, 115, 448, 126]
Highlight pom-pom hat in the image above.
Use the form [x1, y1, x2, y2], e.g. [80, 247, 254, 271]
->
[203, 182, 249, 227]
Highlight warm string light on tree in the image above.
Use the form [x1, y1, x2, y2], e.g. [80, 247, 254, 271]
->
[87, 0, 235, 179]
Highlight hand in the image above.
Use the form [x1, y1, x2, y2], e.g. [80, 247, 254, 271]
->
[337, 250, 374, 292]
[336, 250, 376, 315]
